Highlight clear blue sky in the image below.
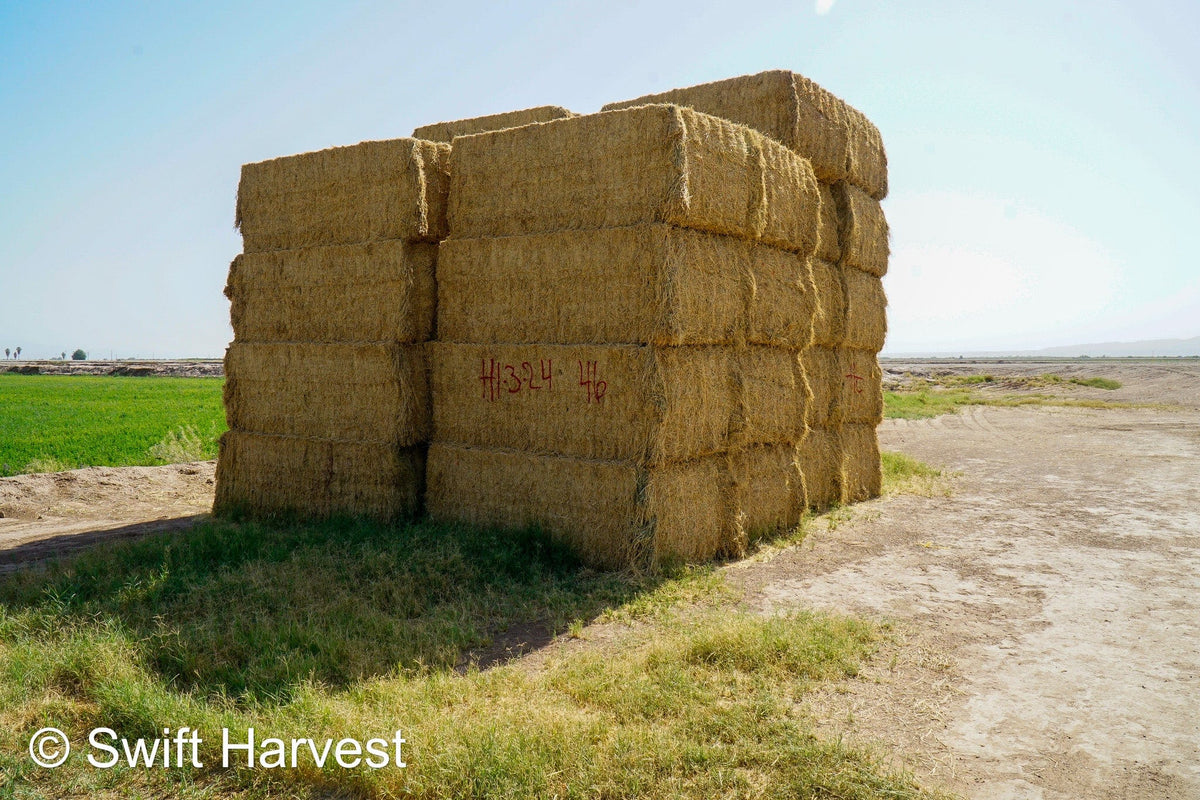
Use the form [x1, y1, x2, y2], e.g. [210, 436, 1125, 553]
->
[2, 0, 1197, 357]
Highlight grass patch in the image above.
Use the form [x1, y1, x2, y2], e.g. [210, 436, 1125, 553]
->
[0, 517, 944, 799]
[882, 451, 951, 497]
[0, 375, 226, 476]
[1070, 376, 1122, 390]
[885, 388, 1140, 420]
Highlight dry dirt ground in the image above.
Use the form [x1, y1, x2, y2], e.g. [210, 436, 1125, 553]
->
[0, 462, 214, 573]
[1, 360, 1197, 798]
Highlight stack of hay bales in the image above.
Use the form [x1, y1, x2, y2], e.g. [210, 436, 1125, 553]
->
[605, 70, 889, 506]
[426, 104, 823, 567]
[214, 138, 450, 519]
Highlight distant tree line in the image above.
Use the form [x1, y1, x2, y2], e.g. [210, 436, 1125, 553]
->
[3, 347, 88, 360]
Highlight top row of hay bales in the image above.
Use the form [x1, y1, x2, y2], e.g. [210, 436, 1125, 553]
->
[214, 70, 889, 570]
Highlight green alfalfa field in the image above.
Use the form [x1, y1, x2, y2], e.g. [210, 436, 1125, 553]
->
[0, 374, 226, 477]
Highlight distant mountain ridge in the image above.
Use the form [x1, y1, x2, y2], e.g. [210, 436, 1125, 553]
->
[885, 336, 1200, 359]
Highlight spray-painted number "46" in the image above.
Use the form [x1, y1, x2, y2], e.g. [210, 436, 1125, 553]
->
[578, 360, 607, 403]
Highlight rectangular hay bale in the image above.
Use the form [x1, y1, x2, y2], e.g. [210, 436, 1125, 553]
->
[843, 268, 888, 353]
[224, 342, 429, 444]
[413, 105, 576, 142]
[810, 258, 846, 349]
[797, 426, 842, 510]
[425, 443, 731, 568]
[844, 105, 889, 201]
[736, 346, 810, 446]
[747, 246, 818, 349]
[236, 138, 451, 252]
[841, 423, 882, 503]
[801, 346, 840, 429]
[226, 240, 437, 344]
[838, 348, 884, 425]
[832, 182, 889, 277]
[430, 343, 735, 464]
[729, 444, 805, 549]
[448, 104, 820, 254]
[602, 70, 851, 185]
[213, 430, 424, 520]
[436, 225, 745, 346]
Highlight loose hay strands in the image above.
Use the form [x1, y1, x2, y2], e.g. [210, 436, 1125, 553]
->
[430, 343, 735, 465]
[842, 268, 888, 353]
[841, 423, 882, 503]
[810, 258, 847, 349]
[412, 105, 576, 142]
[603, 70, 851, 186]
[832, 181, 889, 277]
[425, 443, 730, 569]
[798, 426, 843, 510]
[236, 138, 451, 252]
[214, 431, 424, 520]
[223, 342, 430, 445]
[837, 348, 884, 425]
[226, 241, 437, 344]
[436, 225, 746, 346]
[447, 105, 819, 254]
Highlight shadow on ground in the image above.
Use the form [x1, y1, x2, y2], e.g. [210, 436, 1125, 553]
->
[0, 515, 656, 702]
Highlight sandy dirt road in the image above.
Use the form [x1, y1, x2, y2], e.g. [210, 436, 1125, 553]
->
[738, 402, 1200, 798]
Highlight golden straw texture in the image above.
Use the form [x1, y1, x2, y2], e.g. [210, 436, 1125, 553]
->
[236, 138, 450, 252]
[413, 105, 576, 142]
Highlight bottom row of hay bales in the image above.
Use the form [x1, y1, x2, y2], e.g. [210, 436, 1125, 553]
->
[422, 341, 880, 568]
[426, 425, 879, 569]
[211, 340, 881, 567]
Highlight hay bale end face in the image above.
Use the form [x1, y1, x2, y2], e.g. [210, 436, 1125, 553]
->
[412, 105, 576, 142]
[842, 268, 888, 353]
[810, 258, 847, 349]
[214, 431, 424, 520]
[836, 348, 884, 425]
[816, 183, 842, 263]
[832, 182, 889, 277]
[224, 342, 430, 445]
[448, 104, 820, 253]
[226, 240, 436, 344]
[736, 346, 811, 447]
[798, 426, 842, 510]
[730, 444, 805, 548]
[236, 138, 450, 252]
[841, 423, 882, 503]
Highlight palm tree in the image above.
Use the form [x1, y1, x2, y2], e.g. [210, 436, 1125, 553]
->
[14, 347, 20, 359]
[3, 349, 8, 359]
